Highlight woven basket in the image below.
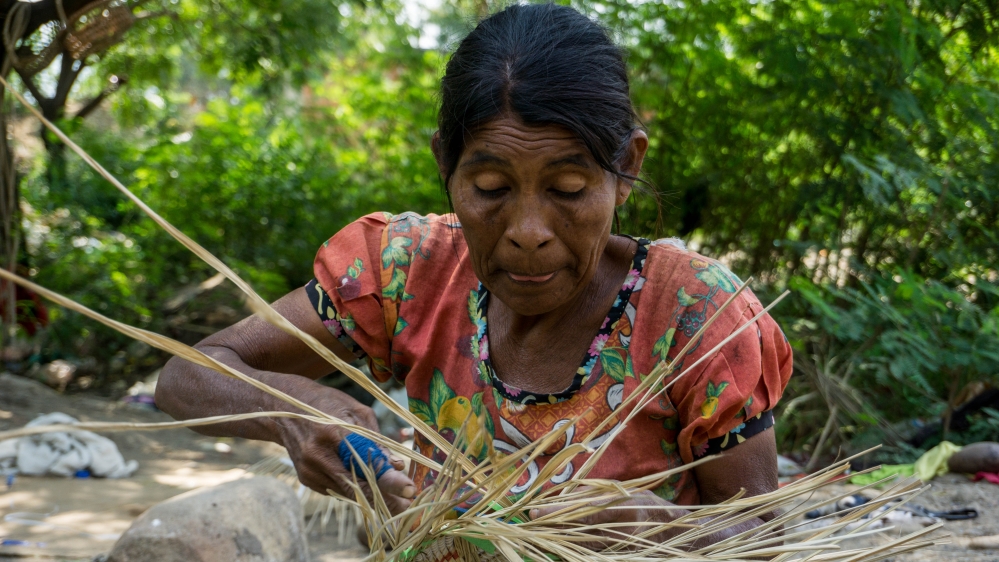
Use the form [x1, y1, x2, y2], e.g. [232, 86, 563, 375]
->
[12, 32, 64, 76]
[63, 0, 134, 60]
[3, 1, 63, 77]
[411, 536, 506, 562]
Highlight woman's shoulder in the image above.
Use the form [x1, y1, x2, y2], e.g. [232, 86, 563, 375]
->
[327, 211, 462, 241]
[318, 211, 465, 265]
[640, 237, 750, 302]
[626, 235, 777, 356]
[312, 211, 473, 381]
[315, 210, 469, 296]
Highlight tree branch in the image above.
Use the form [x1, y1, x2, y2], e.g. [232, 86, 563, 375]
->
[13, 68, 46, 104]
[74, 75, 127, 120]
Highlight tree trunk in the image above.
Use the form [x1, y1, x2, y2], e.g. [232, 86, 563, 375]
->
[0, 75, 21, 346]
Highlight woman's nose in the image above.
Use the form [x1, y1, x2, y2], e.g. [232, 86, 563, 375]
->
[505, 197, 553, 251]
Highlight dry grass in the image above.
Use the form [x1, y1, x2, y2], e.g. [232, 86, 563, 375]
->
[0, 75, 945, 560]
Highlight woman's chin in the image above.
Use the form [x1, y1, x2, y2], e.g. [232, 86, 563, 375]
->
[490, 278, 576, 316]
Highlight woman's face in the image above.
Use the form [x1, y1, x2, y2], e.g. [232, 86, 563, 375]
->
[436, 116, 647, 316]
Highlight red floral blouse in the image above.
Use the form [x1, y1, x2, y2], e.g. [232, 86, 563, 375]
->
[309, 212, 793, 505]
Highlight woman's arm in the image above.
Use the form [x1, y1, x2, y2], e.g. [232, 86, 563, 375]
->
[688, 427, 780, 542]
[155, 286, 415, 511]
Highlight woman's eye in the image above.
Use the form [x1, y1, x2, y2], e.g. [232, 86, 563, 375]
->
[550, 187, 584, 200]
[475, 185, 508, 198]
[550, 175, 586, 200]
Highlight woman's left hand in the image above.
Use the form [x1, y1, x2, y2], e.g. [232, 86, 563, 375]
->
[529, 487, 684, 551]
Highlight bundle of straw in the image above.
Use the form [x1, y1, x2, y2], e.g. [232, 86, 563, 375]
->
[0, 75, 942, 561]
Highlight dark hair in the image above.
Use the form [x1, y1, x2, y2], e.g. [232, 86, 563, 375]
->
[437, 3, 640, 187]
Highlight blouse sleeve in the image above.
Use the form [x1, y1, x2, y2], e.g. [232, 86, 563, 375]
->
[661, 257, 793, 464]
[311, 212, 398, 382]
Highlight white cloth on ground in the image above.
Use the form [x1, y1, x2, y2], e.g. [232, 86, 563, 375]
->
[0, 412, 138, 478]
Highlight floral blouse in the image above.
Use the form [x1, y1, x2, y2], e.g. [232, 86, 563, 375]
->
[308, 212, 793, 505]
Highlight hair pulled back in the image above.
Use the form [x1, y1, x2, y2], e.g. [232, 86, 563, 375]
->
[437, 3, 639, 186]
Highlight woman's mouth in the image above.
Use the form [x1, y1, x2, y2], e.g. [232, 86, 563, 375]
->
[507, 271, 556, 283]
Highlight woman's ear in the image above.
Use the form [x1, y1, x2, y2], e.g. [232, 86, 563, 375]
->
[431, 131, 449, 179]
[615, 129, 649, 205]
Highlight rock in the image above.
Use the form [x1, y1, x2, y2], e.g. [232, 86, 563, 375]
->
[106, 477, 309, 562]
[40, 360, 77, 392]
[0, 372, 59, 400]
[948, 442, 999, 474]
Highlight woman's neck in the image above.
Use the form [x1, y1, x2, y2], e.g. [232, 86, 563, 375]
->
[486, 235, 637, 394]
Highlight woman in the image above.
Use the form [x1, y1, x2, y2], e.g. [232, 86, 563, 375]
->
[156, 3, 792, 546]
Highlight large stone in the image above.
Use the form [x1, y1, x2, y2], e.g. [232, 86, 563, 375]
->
[949, 441, 999, 474]
[106, 476, 309, 562]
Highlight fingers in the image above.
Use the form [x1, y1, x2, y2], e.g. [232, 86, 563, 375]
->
[283, 402, 415, 515]
[297, 448, 349, 496]
[387, 451, 406, 472]
[382, 490, 413, 517]
[378, 466, 417, 500]
[351, 403, 381, 433]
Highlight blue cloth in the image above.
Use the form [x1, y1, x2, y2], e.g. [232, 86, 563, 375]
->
[338, 433, 391, 480]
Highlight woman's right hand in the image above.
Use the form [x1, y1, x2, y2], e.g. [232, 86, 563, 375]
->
[274, 384, 417, 515]
[155, 286, 417, 516]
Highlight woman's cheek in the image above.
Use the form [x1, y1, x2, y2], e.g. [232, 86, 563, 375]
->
[451, 193, 495, 281]
[453, 185, 499, 225]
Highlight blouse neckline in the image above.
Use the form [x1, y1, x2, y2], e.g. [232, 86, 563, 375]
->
[474, 235, 651, 405]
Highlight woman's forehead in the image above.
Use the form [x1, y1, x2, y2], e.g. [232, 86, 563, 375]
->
[459, 117, 593, 168]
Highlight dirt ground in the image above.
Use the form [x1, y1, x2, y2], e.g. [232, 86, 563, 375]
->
[0, 373, 366, 561]
[4, 372, 999, 561]
[784, 472, 999, 561]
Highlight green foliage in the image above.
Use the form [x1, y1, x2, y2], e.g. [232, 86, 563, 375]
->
[588, 0, 999, 282]
[777, 270, 999, 455]
[13, 0, 999, 457]
[580, 0, 999, 456]
[20, 3, 443, 381]
[960, 408, 999, 445]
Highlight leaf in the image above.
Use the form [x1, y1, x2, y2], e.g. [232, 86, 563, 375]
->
[353, 257, 364, 271]
[347, 265, 359, 278]
[600, 348, 627, 383]
[492, 387, 505, 410]
[471, 392, 485, 416]
[660, 439, 676, 455]
[429, 369, 456, 417]
[394, 317, 408, 336]
[695, 264, 737, 293]
[468, 290, 481, 323]
[339, 312, 355, 331]
[677, 287, 700, 306]
[470, 392, 496, 437]
[382, 235, 412, 269]
[653, 327, 676, 360]
[484, 409, 495, 438]
[790, 277, 841, 322]
[409, 398, 434, 425]
[382, 268, 408, 300]
[707, 381, 730, 398]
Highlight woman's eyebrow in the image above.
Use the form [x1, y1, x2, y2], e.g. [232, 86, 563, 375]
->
[544, 154, 591, 170]
[459, 151, 509, 169]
